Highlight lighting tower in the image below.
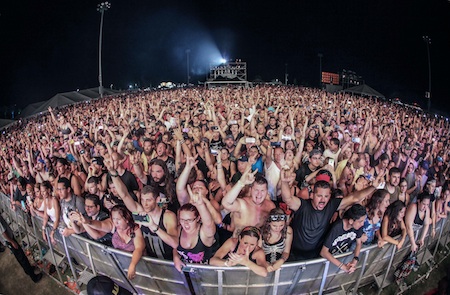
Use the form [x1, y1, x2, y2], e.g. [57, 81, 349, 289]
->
[97, 2, 111, 98]
[422, 36, 431, 112]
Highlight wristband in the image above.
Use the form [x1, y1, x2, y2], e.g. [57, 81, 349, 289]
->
[179, 140, 185, 145]
[353, 256, 359, 262]
[238, 180, 245, 188]
[224, 259, 230, 267]
[338, 262, 343, 269]
[110, 171, 119, 177]
[152, 225, 159, 233]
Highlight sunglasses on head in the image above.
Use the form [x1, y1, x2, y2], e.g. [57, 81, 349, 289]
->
[269, 214, 287, 222]
[241, 226, 261, 236]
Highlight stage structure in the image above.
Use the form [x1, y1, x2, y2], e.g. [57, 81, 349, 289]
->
[205, 59, 251, 88]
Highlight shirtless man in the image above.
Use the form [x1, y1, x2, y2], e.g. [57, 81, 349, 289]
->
[222, 166, 276, 237]
[366, 124, 379, 155]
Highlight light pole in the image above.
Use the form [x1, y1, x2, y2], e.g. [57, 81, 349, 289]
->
[97, 2, 111, 98]
[318, 53, 323, 88]
[285, 63, 288, 85]
[422, 36, 431, 112]
[186, 49, 190, 86]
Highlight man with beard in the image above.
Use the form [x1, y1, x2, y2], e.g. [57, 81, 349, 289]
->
[154, 142, 176, 178]
[222, 165, 275, 238]
[33, 159, 50, 183]
[106, 169, 178, 260]
[386, 167, 401, 204]
[223, 134, 236, 156]
[131, 155, 178, 213]
[281, 170, 380, 261]
[139, 138, 154, 173]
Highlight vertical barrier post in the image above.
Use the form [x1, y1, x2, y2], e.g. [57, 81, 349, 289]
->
[86, 243, 97, 276]
[352, 249, 370, 295]
[287, 263, 306, 295]
[44, 227, 64, 283]
[433, 218, 446, 257]
[272, 268, 281, 295]
[13, 208, 24, 242]
[61, 235, 80, 289]
[419, 228, 432, 266]
[217, 269, 224, 295]
[109, 252, 139, 294]
[318, 260, 330, 295]
[376, 245, 396, 295]
[30, 215, 43, 260]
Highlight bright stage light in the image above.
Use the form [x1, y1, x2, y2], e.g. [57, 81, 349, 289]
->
[220, 58, 227, 64]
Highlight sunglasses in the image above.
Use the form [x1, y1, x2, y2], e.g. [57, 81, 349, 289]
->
[269, 215, 287, 222]
[241, 226, 261, 236]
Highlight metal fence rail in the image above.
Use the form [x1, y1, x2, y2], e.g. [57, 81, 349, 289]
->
[1, 192, 448, 295]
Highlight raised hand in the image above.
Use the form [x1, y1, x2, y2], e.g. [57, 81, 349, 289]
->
[135, 212, 157, 231]
[103, 157, 114, 172]
[187, 184, 204, 207]
[241, 166, 258, 186]
[281, 168, 296, 183]
[185, 156, 198, 170]
[129, 150, 141, 166]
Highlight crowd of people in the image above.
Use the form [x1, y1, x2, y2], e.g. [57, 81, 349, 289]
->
[1, 85, 450, 281]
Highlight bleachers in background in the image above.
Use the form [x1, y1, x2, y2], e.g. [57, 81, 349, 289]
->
[1, 192, 448, 295]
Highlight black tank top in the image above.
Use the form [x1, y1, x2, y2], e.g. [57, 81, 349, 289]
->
[176, 229, 213, 264]
[413, 208, 424, 226]
[140, 209, 173, 260]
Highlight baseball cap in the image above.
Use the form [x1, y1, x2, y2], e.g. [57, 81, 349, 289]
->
[92, 157, 104, 167]
[316, 173, 331, 183]
[238, 155, 248, 162]
[268, 106, 275, 112]
[7, 172, 15, 181]
[420, 160, 429, 170]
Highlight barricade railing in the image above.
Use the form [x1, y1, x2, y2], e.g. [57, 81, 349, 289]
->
[1, 192, 448, 295]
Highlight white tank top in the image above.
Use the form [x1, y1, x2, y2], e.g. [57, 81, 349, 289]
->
[46, 199, 57, 222]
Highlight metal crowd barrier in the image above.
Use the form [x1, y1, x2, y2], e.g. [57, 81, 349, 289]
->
[1, 192, 449, 295]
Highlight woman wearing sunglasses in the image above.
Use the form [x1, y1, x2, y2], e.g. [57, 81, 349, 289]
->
[261, 208, 293, 272]
[210, 226, 268, 277]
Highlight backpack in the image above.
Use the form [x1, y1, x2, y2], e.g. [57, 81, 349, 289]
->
[394, 251, 417, 283]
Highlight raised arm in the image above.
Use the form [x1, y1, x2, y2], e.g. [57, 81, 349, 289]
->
[222, 166, 257, 213]
[175, 156, 198, 206]
[130, 151, 148, 185]
[104, 157, 140, 212]
[280, 169, 301, 211]
[188, 186, 216, 243]
[338, 174, 381, 210]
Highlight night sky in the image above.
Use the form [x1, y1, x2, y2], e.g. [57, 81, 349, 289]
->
[1, 1, 449, 114]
